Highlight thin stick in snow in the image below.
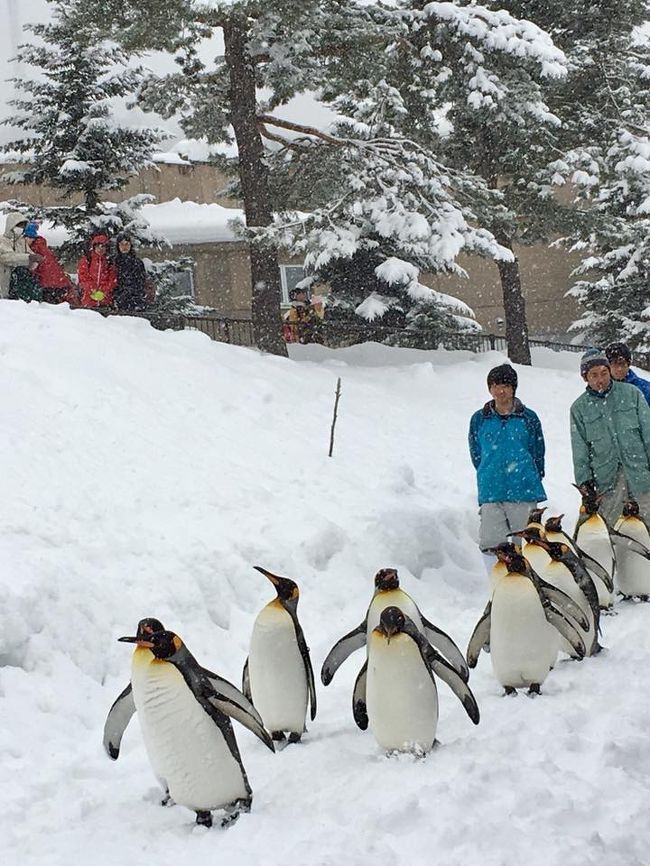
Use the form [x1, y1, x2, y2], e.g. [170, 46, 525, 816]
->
[328, 377, 342, 458]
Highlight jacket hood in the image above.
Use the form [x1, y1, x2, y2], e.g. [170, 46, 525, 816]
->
[90, 234, 110, 247]
[4, 212, 28, 238]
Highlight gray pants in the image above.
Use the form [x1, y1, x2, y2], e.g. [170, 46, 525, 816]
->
[478, 501, 537, 551]
[600, 468, 650, 527]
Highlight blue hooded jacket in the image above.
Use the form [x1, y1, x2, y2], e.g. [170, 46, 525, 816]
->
[468, 398, 546, 506]
[624, 368, 650, 406]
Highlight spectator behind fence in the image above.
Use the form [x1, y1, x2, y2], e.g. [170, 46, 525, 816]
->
[605, 342, 650, 406]
[570, 348, 650, 526]
[77, 234, 117, 309]
[468, 363, 547, 574]
[283, 287, 321, 344]
[0, 212, 37, 300]
[113, 233, 148, 312]
[22, 221, 72, 305]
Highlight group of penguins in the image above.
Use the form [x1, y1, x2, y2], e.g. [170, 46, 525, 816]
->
[102, 488, 650, 829]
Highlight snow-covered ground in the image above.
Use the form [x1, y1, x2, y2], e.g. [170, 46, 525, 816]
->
[2, 300, 649, 866]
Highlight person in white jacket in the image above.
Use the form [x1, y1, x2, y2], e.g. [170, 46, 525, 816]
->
[0, 212, 33, 298]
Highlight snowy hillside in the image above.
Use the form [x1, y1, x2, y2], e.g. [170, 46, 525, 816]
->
[2, 300, 650, 866]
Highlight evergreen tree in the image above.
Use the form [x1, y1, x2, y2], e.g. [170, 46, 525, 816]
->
[527, 0, 650, 351]
[1, 0, 166, 262]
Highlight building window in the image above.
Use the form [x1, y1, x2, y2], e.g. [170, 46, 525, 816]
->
[280, 264, 305, 304]
[168, 267, 195, 298]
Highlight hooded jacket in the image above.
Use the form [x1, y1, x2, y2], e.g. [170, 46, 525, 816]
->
[29, 236, 71, 292]
[570, 379, 650, 496]
[468, 398, 547, 506]
[0, 212, 32, 296]
[77, 235, 117, 308]
[113, 237, 146, 310]
[622, 368, 650, 406]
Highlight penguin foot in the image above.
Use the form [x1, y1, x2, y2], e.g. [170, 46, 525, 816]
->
[639, 595, 649, 603]
[287, 732, 302, 745]
[271, 731, 287, 742]
[219, 796, 252, 829]
[195, 811, 213, 828]
[527, 683, 541, 697]
[160, 791, 174, 807]
[601, 607, 618, 616]
[503, 686, 517, 696]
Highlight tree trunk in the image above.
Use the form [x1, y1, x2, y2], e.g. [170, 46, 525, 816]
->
[223, 18, 287, 357]
[494, 234, 531, 365]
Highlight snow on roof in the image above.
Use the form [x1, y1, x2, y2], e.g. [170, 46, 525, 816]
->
[0, 198, 244, 247]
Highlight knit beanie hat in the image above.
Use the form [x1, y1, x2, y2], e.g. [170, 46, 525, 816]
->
[580, 348, 610, 376]
[487, 363, 518, 392]
[605, 342, 632, 363]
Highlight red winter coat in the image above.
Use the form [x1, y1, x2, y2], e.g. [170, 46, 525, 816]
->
[77, 251, 117, 308]
[30, 237, 72, 291]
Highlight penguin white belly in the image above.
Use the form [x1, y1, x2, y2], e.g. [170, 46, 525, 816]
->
[367, 633, 438, 753]
[522, 543, 551, 577]
[576, 521, 614, 607]
[132, 652, 248, 811]
[490, 579, 556, 688]
[367, 590, 423, 635]
[248, 603, 307, 734]
[542, 561, 594, 655]
[614, 518, 650, 597]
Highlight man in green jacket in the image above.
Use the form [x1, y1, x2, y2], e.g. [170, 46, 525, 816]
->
[570, 348, 650, 525]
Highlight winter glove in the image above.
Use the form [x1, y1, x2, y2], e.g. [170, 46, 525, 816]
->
[90, 290, 105, 302]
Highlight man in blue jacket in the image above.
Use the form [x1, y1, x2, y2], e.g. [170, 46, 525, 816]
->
[468, 363, 547, 572]
[605, 342, 650, 405]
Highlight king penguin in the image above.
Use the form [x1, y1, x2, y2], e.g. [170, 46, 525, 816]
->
[544, 514, 579, 556]
[242, 566, 316, 745]
[321, 568, 469, 729]
[118, 628, 274, 828]
[467, 547, 588, 694]
[366, 606, 479, 755]
[613, 501, 650, 599]
[573, 485, 616, 611]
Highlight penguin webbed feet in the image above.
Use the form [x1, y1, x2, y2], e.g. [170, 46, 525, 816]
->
[527, 683, 541, 697]
[503, 686, 518, 697]
[271, 730, 302, 748]
[160, 789, 174, 808]
[287, 732, 302, 744]
[195, 810, 213, 828]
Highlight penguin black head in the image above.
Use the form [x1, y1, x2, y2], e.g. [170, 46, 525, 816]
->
[544, 515, 565, 533]
[378, 605, 405, 639]
[374, 568, 400, 591]
[136, 618, 165, 639]
[527, 506, 547, 525]
[534, 538, 568, 561]
[510, 527, 544, 544]
[254, 565, 299, 602]
[148, 630, 184, 659]
[574, 482, 602, 514]
[488, 542, 518, 562]
[623, 500, 640, 518]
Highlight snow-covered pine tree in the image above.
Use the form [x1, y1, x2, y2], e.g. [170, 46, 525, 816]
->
[1, 0, 166, 263]
[391, 0, 569, 363]
[526, 0, 650, 351]
[263, 3, 568, 358]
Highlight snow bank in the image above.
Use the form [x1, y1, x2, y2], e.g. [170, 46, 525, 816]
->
[1, 300, 649, 866]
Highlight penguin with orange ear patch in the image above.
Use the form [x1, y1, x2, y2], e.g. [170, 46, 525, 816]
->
[243, 566, 316, 745]
[119, 628, 274, 828]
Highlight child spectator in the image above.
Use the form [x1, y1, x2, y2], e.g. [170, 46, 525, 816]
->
[283, 287, 321, 344]
[22, 221, 72, 304]
[77, 234, 117, 309]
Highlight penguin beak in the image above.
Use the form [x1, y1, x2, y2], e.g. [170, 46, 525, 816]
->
[118, 636, 154, 647]
[254, 565, 280, 586]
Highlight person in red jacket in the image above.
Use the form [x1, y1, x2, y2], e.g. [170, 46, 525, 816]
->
[22, 222, 73, 304]
[77, 234, 117, 308]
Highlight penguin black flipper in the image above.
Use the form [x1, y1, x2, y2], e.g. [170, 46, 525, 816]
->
[561, 551, 602, 637]
[200, 668, 275, 753]
[610, 529, 650, 560]
[420, 614, 470, 682]
[543, 603, 586, 659]
[535, 578, 590, 631]
[402, 617, 480, 725]
[320, 622, 367, 686]
[103, 682, 135, 759]
[352, 661, 368, 730]
[280, 601, 317, 722]
[241, 657, 252, 702]
[466, 602, 492, 669]
[574, 545, 615, 592]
